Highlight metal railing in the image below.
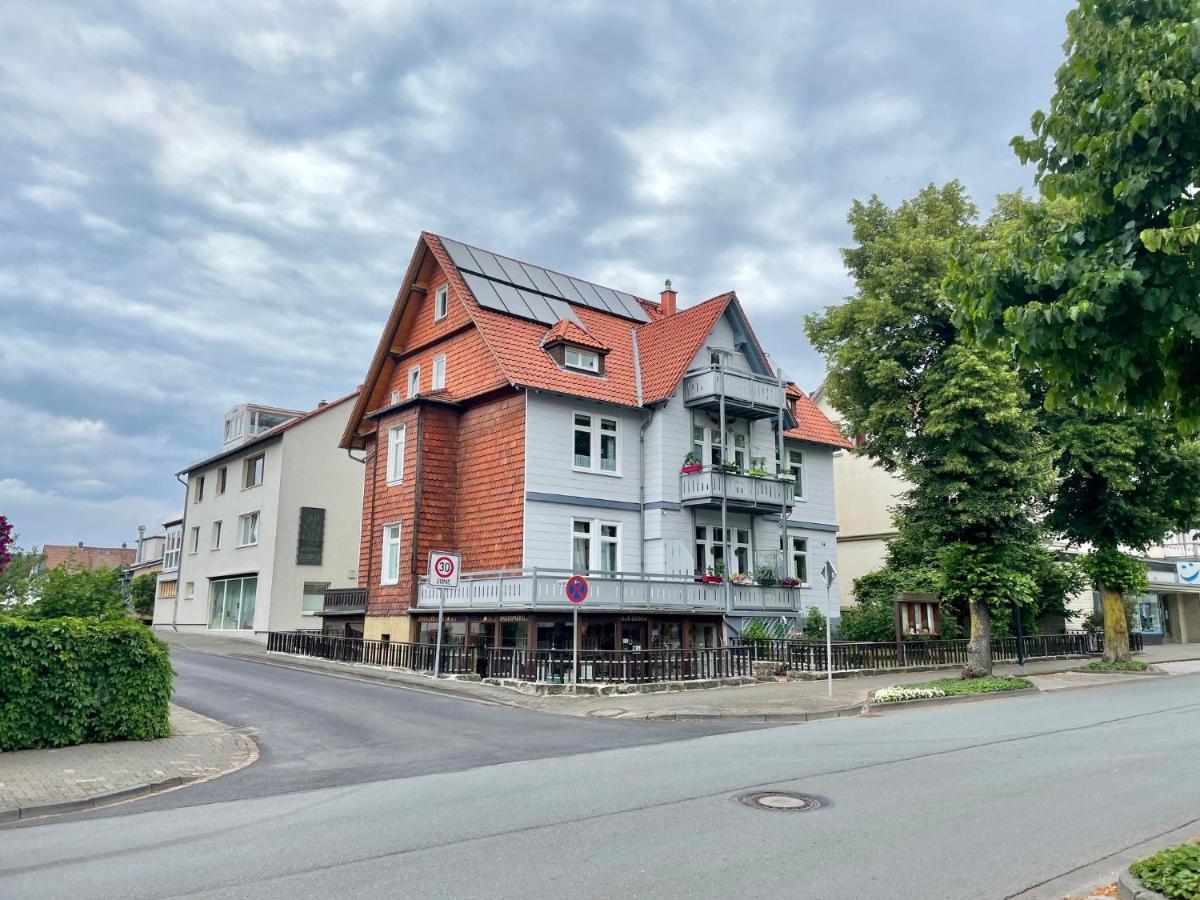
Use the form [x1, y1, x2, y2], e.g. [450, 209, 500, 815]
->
[320, 587, 368, 611]
[679, 467, 793, 509]
[736, 631, 1144, 673]
[682, 366, 786, 411]
[414, 567, 803, 614]
[265, 632, 751, 683]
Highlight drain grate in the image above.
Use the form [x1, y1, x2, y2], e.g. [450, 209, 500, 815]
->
[737, 791, 827, 812]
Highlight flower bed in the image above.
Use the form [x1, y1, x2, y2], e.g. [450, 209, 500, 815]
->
[873, 676, 1032, 703]
[873, 685, 946, 703]
[1079, 659, 1148, 672]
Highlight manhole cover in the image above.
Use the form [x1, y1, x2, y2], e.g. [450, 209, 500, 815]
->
[737, 791, 827, 812]
[586, 708, 628, 718]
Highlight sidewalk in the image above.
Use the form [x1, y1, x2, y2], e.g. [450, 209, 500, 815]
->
[0, 705, 257, 822]
[157, 629, 1200, 723]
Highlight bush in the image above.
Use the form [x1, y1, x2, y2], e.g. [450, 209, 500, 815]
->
[799, 606, 826, 638]
[1129, 842, 1200, 900]
[0, 617, 173, 750]
[1080, 659, 1148, 673]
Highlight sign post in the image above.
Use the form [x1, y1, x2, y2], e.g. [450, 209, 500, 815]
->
[565, 575, 588, 692]
[428, 551, 461, 678]
[820, 560, 838, 699]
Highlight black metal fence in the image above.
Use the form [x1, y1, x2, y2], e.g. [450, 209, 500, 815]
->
[735, 630, 1144, 673]
[266, 632, 751, 683]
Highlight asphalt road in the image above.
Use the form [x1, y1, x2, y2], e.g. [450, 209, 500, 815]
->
[86, 648, 758, 814]
[3, 657, 1199, 899]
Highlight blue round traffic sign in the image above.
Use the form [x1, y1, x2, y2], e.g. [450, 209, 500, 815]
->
[565, 575, 588, 605]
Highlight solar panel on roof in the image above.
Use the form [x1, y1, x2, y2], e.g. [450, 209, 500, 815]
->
[495, 256, 537, 290]
[437, 235, 647, 325]
[491, 280, 537, 320]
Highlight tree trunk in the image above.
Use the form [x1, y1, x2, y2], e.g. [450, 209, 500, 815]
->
[1100, 583, 1132, 664]
[962, 597, 992, 678]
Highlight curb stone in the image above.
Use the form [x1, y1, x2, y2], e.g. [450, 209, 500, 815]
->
[1118, 867, 1169, 900]
[0, 775, 194, 823]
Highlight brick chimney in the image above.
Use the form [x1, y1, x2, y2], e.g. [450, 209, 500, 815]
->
[660, 278, 677, 317]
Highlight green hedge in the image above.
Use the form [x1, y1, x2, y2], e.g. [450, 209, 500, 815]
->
[0, 617, 173, 751]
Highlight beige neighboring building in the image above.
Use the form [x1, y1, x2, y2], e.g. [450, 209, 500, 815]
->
[153, 393, 364, 639]
[811, 382, 905, 607]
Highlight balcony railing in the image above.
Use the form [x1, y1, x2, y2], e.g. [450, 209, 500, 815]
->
[682, 365, 786, 417]
[680, 466, 793, 512]
[415, 568, 805, 615]
[319, 587, 368, 613]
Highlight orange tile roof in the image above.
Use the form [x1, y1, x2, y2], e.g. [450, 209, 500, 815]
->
[636, 292, 733, 404]
[345, 232, 849, 448]
[786, 386, 854, 449]
[41, 544, 135, 571]
[542, 318, 611, 353]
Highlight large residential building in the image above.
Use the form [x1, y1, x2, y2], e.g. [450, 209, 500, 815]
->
[152, 395, 364, 637]
[334, 233, 850, 651]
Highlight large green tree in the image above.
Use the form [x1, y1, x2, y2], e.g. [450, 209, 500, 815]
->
[904, 343, 1052, 676]
[807, 184, 1076, 671]
[957, 0, 1200, 419]
[0, 543, 44, 606]
[1046, 407, 1200, 660]
[130, 572, 158, 618]
[13, 565, 128, 621]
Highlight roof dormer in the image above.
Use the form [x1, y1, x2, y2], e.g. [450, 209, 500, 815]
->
[542, 318, 611, 376]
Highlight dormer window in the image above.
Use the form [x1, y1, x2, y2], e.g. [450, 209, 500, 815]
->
[564, 347, 599, 372]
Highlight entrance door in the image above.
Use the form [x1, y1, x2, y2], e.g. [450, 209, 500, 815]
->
[621, 621, 647, 651]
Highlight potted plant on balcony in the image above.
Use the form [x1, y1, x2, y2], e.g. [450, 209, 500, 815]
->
[755, 566, 778, 587]
[680, 450, 702, 474]
[776, 469, 796, 482]
[713, 459, 740, 474]
[700, 562, 725, 584]
[731, 571, 754, 585]
[747, 456, 770, 477]
[779, 576, 800, 588]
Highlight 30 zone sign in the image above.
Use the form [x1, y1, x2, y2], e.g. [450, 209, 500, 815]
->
[428, 551, 461, 589]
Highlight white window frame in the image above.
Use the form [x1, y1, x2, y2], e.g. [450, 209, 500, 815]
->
[237, 511, 260, 548]
[787, 447, 806, 501]
[193, 475, 204, 504]
[390, 389, 401, 405]
[188, 526, 200, 554]
[216, 466, 227, 496]
[570, 518, 620, 574]
[572, 411, 620, 475]
[211, 520, 222, 551]
[381, 523, 402, 585]
[432, 354, 446, 390]
[244, 454, 265, 489]
[387, 424, 406, 485]
[302, 581, 330, 615]
[788, 535, 809, 585]
[564, 347, 599, 372]
[184, 581, 194, 602]
[693, 421, 747, 470]
[434, 285, 449, 322]
[408, 365, 421, 398]
[695, 524, 750, 576]
[164, 529, 182, 571]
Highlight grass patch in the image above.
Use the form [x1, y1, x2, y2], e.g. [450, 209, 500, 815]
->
[915, 676, 1032, 696]
[874, 676, 1031, 703]
[1080, 659, 1148, 672]
[1129, 841, 1200, 900]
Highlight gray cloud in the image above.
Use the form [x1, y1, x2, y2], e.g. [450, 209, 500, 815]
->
[0, 0, 1074, 547]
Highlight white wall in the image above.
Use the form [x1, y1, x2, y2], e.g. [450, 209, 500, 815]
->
[269, 397, 363, 632]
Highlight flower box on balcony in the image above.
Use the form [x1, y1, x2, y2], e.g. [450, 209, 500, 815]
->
[776, 472, 796, 482]
[700, 575, 724, 584]
[778, 577, 801, 588]
[681, 464, 702, 474]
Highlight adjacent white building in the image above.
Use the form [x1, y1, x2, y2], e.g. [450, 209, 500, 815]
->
[153, 394, 363, 638]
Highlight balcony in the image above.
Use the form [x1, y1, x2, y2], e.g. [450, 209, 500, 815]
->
[415, 568, 804, 616]
[680, 467, 793, 513]
[318, 587, 367, 615]
[682, 366, 786, 419]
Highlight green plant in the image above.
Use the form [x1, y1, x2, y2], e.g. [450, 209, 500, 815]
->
[0, 617, 173, 750]
[130, 572, 158, 617]
[1129, 841, 1200, 900]
[10, 564, 128, 620]
[739, 618, 789, 646]
[1080, 659, 1148, 673]
[682, 450, 701, 467]
[754, 566, 778, 587]
[799, 605, 827, 637]
[747, 457, 769, 476]
[901, 676, 1032, 697]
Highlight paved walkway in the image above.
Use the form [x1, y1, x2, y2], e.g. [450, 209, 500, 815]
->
[0, 705, 257, 822]
[156, 629, 1200, 721]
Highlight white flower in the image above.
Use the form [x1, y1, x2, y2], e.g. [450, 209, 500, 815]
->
[873, 685, 946, 703]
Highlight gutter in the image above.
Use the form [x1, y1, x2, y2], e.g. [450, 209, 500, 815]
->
[172, 471, 188, 632]
[632, 327, 649, 576]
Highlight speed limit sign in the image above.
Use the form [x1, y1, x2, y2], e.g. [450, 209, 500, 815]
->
[428, 551, 461, 588]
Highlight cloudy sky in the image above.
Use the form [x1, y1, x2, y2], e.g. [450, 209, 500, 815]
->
[0, 0, 1074, 549]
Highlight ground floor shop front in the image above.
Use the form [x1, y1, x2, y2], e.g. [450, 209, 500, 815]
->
[410, 612, 727, 652]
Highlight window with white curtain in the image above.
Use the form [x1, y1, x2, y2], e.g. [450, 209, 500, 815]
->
[572, 412, 619, 474]
[237, 511, 259, 547]
[571, 519, 620, 573]
[432, 355, 446, 390]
